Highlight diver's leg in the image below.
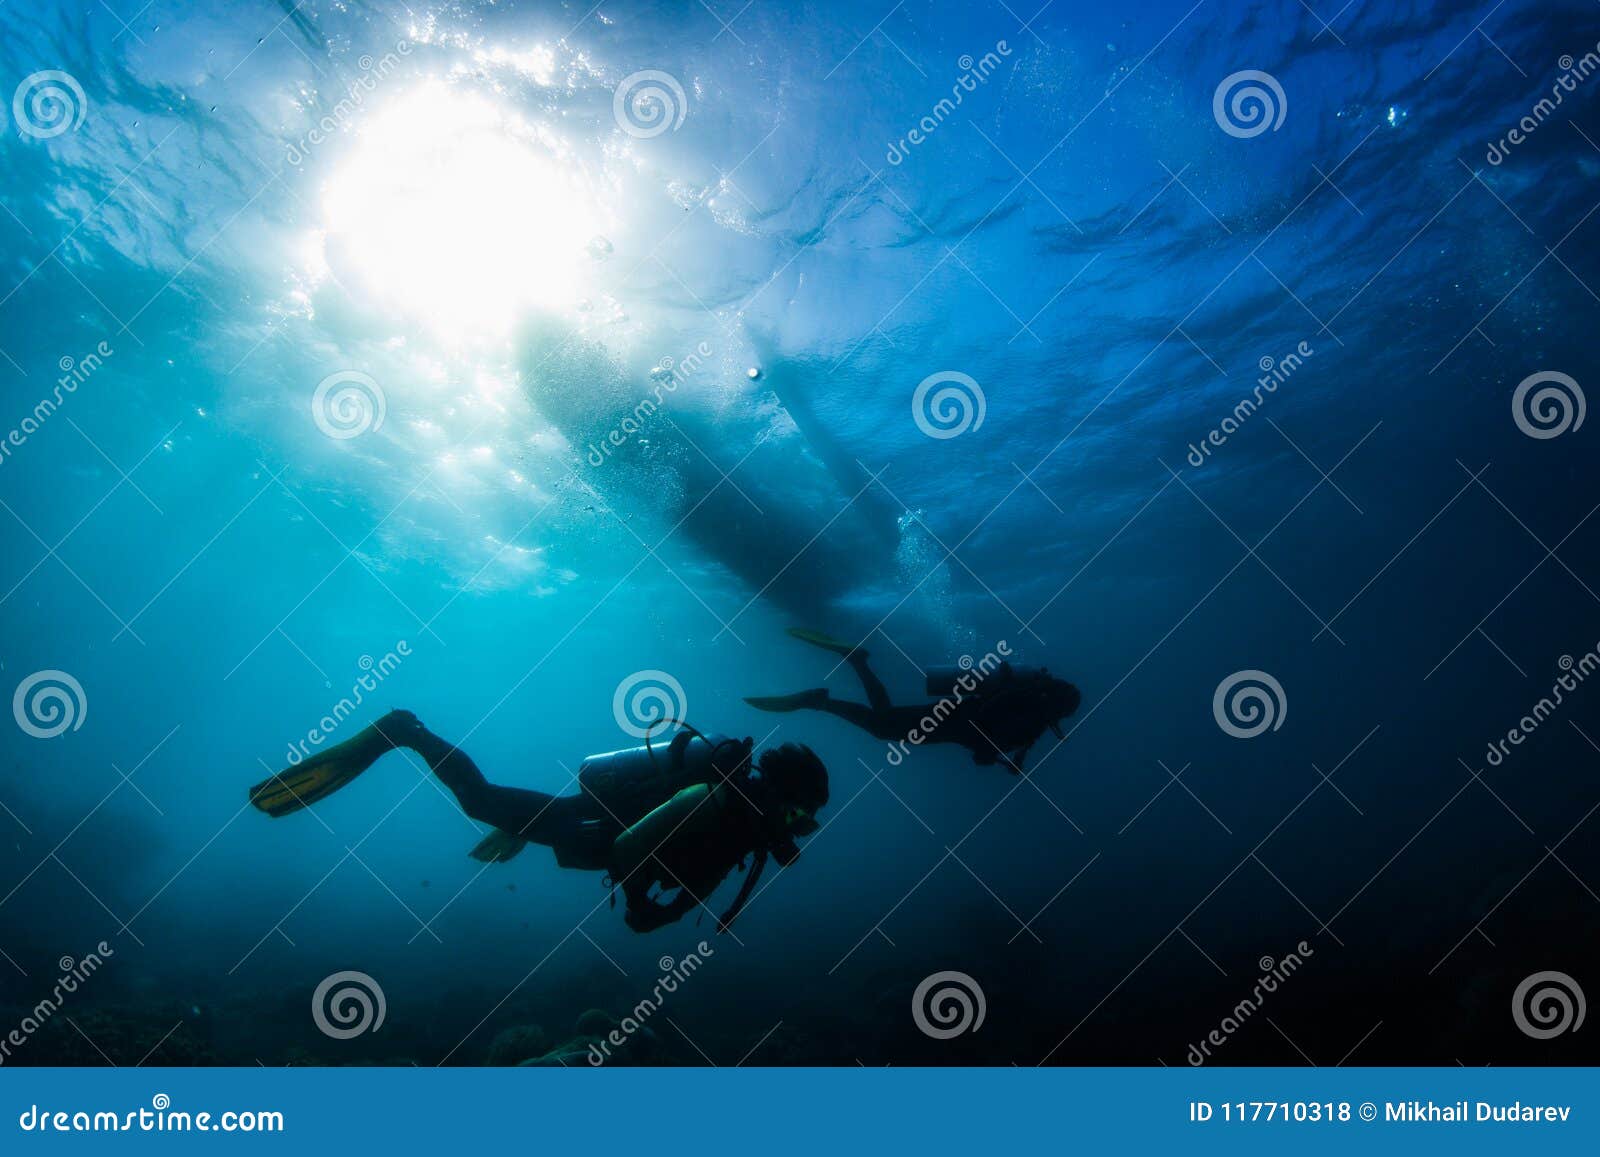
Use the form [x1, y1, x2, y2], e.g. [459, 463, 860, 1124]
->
[250, 716, 408, 817]
[846, 653, 892, 712]
[813, 698, 925, 742]
[398, 720, 583, 844]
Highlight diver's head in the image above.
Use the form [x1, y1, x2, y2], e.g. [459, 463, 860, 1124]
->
[1011, 668, 1081, 738]
[756, 742, 829, 835]
[1049, 678, 1082, 722]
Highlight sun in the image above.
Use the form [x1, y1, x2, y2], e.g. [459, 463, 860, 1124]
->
[317, 83, 603, 340]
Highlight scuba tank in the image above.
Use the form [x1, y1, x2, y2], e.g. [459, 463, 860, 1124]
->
[579, 730, 752, 823]
[926, 661, 1015, 697]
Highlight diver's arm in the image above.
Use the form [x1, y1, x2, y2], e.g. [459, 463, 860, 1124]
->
[610, 784, 732, 932]
[613, 847, 695, 932]
[622, 862, 733, 932]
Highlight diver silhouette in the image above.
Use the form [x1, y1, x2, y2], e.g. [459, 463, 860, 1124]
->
[249, 710, 828, 933]
[746, 629, 1081, 775]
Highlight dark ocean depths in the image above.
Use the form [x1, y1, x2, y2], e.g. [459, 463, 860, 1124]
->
[0, 0, 1597, 1067]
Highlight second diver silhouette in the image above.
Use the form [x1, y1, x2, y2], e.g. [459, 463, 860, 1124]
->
[746, 628, 1081, 775]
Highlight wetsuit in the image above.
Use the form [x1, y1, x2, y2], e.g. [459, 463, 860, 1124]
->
[814, 653, 1047, 771]
[405, 726, 758, 930]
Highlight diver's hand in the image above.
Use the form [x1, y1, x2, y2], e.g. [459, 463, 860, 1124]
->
[623, 892, 692, 933]
[624, 904, 666, 933]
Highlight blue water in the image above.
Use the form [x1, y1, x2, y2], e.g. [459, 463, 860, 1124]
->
[1, 0, 1597, 1066]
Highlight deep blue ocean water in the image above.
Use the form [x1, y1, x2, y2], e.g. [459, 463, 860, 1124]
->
[0, 0, 1597, 1066]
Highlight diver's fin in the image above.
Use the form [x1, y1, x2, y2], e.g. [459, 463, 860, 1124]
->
[469, 830, 529, 863]
[744, 689, 829, 713]
[785, 627, 867, 659]
[248, 724, 395, 818]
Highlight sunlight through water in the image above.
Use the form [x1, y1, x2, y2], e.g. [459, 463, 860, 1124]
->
[313, 83, 605, 341]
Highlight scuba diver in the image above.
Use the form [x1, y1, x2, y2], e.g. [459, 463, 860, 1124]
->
[745, 628, 1081, 775]
[248, 709, 828, 933]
